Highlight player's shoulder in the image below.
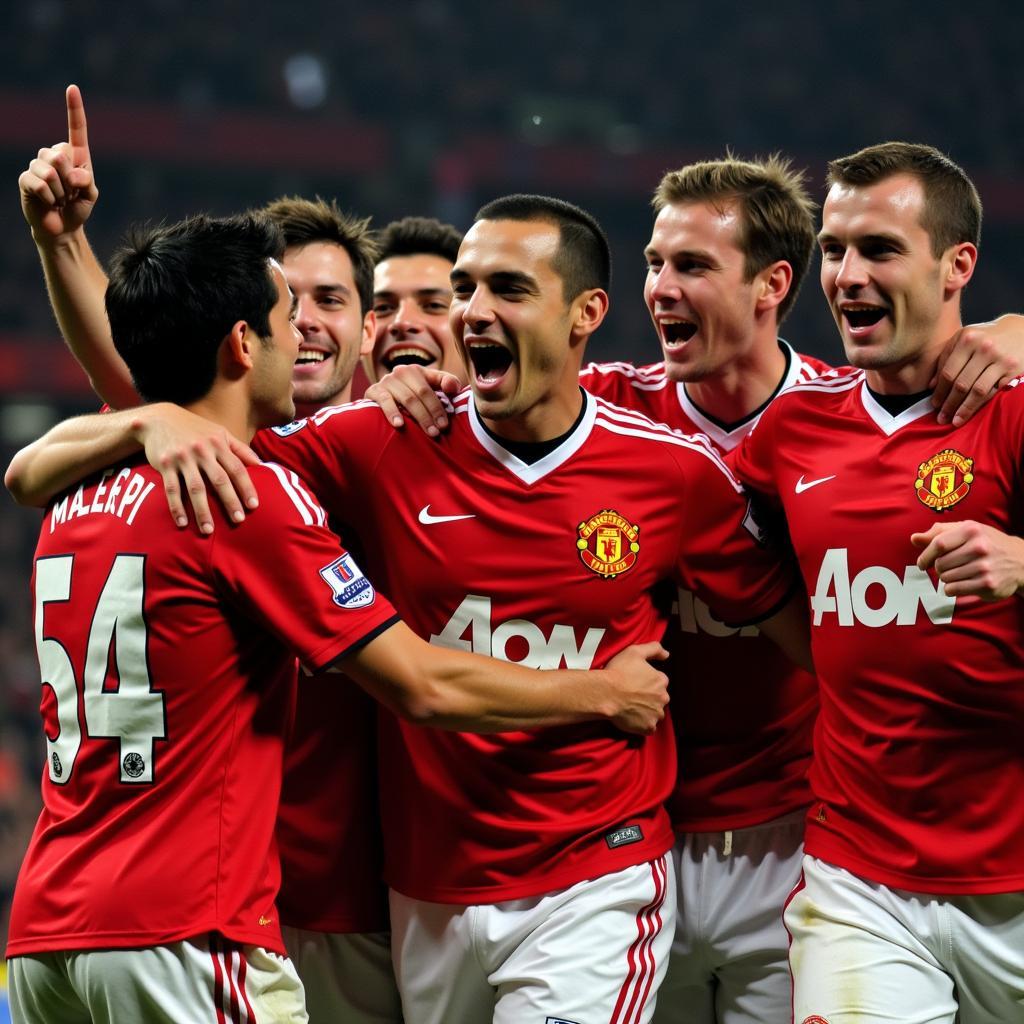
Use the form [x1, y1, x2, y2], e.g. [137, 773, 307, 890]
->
[580, 359, 668, 390]
[791, 351, 837, 381]
[772, 366, 863, 412]
[267, 398, 386, 440]
[591, 396, 738, 481]
[243, 461, 328, 528]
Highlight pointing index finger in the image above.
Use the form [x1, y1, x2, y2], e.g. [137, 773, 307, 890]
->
[66, 84, 91, 164]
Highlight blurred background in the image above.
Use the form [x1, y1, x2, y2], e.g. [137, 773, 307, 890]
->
[0, 0, 1021, 997]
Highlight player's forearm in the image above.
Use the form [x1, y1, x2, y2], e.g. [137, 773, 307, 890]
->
[35, 228, 139, 409]
[5, 407, 149, 506]
[347, 627, 613, 732]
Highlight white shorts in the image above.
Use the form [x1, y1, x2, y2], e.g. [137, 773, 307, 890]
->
[280, 925, 403, 1023]
[7, 934, 307, 1023]
[390, 856, 675, 1024]
[786, 855, 1024, 1024]
[654, 809, 805, 1024]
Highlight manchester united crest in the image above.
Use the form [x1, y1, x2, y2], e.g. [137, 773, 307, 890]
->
[577, 509, 640, 578]
[915, 448, 974, 511]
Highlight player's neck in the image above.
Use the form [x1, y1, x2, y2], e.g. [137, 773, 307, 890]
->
[684, 336, 789, 426]
[295, 382, 351, 420]
[479, 385, 585, 444]
[864, 319, 962, 395]
[184, 394, 255, 444]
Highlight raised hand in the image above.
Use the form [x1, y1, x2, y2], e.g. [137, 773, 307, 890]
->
[19, 84, 99, 241]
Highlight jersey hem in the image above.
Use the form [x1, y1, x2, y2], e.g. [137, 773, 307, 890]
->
[672, 798, 811, 834]
[385, 831, 675, 905]
[6, 924, 286, 959]
[805, 838, 1024, 896]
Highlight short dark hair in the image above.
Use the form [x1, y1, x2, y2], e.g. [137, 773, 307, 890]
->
[376, 216, 463, 265]
[262, 195, 377, 313]
[653, 154, 817, 324]
[826, 142, 982, 256]
[474, 194, 611, 301]
[106, 213, 284, 405]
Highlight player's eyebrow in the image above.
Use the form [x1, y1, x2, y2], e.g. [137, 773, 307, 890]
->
[817, 230, 907, 251]
[644, 245, 718, 267]
[313, 282, 352, 296]
[374, 287, 452, 299]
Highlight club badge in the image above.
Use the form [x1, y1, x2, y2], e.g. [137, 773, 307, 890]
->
[577, 510, 640, 578]
[915, 449, 973, 512]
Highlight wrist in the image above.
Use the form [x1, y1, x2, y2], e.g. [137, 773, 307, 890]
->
[33, 225, 87, 255]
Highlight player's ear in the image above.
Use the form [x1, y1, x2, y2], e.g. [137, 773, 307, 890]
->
[359, 309, 376, 357]
[755, 260, 793, 315]
[223, 320, 256, 373]
[944, 242, 977, 297]
[571, 288, 610, 341]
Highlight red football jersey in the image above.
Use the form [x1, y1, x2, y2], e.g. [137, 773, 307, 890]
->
[7, 458, 397, 957]
[731, 371, 1024, 894]
[273, 670, 388, 933]
[579, 342, 830, 830]
[256, 390, 796, 903]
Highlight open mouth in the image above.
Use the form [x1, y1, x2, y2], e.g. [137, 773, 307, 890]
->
[467, 342, 513, 384]
[842, 305, 887, 330]
[295, 350, 330, 367]
[382, 346, 437, 372]
[660, 319, 698, 346]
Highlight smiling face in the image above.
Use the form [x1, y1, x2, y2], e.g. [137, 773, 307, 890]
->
[449, 218, 583, 433]
[282, 241, 371, 408]
[819, 173, 966, 381]
[370, 253, 466, 382]
[643, 201, 765, 383]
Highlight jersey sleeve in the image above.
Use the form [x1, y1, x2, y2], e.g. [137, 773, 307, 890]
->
[209, 463, 398, 672]
[671, 437, 796, 626]
[726, 394, 784, 503]
[251, 401, 393, 515]
[579, 361, 662, 405]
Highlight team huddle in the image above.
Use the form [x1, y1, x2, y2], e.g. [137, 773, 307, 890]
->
[5, 85, 1024, 1024]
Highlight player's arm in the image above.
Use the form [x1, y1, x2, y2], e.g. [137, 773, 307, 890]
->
[20, 84, 137, 408]
[5, 403, 259, 533]
[342, 625, 669, 734]
[363, 363, 461, 434]
[931, 314, 1024, 427]
[911, 521, 1024, 600]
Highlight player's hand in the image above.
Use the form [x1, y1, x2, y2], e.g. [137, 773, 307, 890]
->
[363, 364, 461, 436]
[911, 520, 1024, 600]
[930, 315, 1024, 427]
[603, 642, 670, 735]
[132, 405, 262, 534]
[19, 84, 99, 243]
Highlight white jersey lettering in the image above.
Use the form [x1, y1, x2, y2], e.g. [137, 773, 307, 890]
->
[431, 594, 605, 669]
[811, 548, 955, 627]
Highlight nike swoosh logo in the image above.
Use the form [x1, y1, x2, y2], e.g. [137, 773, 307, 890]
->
[795, 474, 836, 494]
[418, 504, 477, 525]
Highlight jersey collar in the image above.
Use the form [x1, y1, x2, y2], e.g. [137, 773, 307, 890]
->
[467, 390, 598, 484]
[859, 381, 936, 436]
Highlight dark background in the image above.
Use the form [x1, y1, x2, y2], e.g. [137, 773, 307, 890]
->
[1, 0, 1021, 961]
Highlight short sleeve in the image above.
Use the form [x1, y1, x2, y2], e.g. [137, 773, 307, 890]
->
[209, 463, 398, 671]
